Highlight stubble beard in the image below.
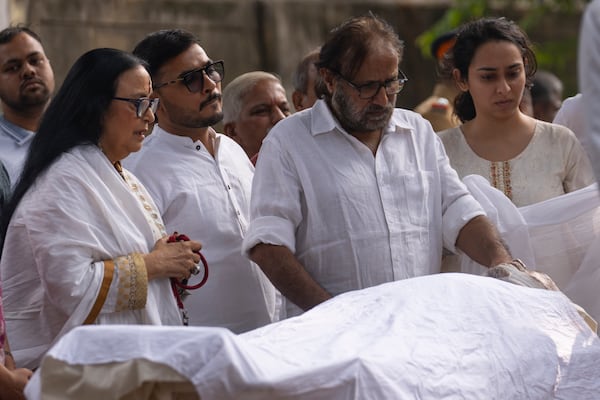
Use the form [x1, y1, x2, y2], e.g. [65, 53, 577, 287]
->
[2, 86, 51, 112]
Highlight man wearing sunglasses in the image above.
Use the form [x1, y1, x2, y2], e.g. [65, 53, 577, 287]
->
[124, 29, 281, 333]
[242, 14, 516, 318]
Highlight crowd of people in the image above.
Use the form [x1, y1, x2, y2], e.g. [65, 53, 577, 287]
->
[0, 6, 599, 398]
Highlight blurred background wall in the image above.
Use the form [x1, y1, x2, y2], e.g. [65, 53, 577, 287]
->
[1, 0, 585, 110]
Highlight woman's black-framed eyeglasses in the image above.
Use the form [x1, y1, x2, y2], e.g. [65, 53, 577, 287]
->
[153, 60, 225, 93]
[335, 70, 408, 100]
[112, 97, 160, 118]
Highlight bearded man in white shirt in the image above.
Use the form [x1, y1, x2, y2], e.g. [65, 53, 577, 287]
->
[125, 29, 280, 333]
[243, 13, 515, 317]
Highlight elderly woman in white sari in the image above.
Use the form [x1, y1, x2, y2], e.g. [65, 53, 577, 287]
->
[0, 48, 202, 370]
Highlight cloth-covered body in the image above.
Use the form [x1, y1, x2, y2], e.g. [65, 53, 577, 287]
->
[243, 99, 484, 316]
[124, 126, 280, 333]
[0, 145, 181, 369]
[438, 122, 594, 207]
[0, 115, 34, 184]
[26, 273, 600, 399]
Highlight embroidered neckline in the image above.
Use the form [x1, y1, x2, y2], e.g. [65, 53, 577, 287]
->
[490, 160, 513, 200]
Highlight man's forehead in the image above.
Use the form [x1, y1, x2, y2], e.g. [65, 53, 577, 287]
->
[159, 44, 210, 75]
[0, 33, 45, 59]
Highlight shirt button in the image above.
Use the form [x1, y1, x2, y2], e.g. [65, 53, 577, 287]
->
[236, 210, 241, 216]
[227, 185, 231, 190]
[196, 145, 201, 151]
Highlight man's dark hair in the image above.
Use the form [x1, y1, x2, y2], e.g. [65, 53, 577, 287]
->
[132, 29, 201, 79]
[0, 25, 43, 45]
[316, 13, 404, 81]
[292, 48, 320, 94]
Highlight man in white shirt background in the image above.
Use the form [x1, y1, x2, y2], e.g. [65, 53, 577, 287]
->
[243, 13, 515, 317]
[0, 26, 55, 185]
[125, 29, 280, 333]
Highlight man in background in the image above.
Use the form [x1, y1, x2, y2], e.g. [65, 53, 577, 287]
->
[414, 30, 460, 132]
[222, 71, 290, 163]
[291, 48, 320, 112]
[531, 69, 563, 122]
[0, 26, 54, 184]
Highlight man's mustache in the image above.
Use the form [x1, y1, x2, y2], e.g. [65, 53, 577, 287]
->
[200, 93, 222, 110]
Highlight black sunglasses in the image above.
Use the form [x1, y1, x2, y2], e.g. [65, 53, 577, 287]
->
[153, 60, 225, 93]
[112, 97, 160, 118]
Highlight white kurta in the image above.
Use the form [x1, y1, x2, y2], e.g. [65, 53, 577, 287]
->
[0, 145, 181, 370]
[242, 99, 485, 316]
[439, 122, 594, 207]
[124, 126, 280, 333]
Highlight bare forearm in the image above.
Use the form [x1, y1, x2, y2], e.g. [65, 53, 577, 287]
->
[455, 215, 512, 267]
[249, 243, 332, 311]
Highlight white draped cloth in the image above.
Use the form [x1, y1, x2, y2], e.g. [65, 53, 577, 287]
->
[457, 175, 600, 324]
[0, 145, 181, 370]
[25, 273, 600, 399]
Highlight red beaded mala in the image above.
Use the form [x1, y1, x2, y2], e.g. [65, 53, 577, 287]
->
[167, 232, 209, 325]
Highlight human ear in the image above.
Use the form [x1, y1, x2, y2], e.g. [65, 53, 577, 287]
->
[292, 90, 305, 111]
[223, 122, 237, 139]
[453, 69, 469, 92]
[320, 68, 336, 95]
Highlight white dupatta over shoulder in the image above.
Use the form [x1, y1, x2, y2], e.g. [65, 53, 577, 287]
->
[0, 145, 181, 369]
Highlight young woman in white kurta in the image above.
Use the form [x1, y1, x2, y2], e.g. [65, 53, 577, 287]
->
[438, 17, 593, 207]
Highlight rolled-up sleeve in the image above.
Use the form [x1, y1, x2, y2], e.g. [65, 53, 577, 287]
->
[242, 138, 303, 255]
[435, 134, 485, 253]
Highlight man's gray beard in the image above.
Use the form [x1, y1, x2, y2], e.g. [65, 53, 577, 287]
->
[330, 90, 393, 134]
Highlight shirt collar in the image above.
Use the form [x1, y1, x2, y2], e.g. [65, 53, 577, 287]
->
[309, 98, 414, 137]
[154, 124, 221, 153]
[0, 115, 35, 145]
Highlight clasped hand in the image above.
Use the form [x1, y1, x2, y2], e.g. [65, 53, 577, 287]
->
[144, 236, 203, 281]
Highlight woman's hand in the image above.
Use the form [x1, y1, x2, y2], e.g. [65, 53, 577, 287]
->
[143, 236, 202, 281]
[0, 364, 32, 400]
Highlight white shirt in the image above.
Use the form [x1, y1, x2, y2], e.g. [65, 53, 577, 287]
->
[580, 0, 600, 183]
[124, 126, 280, 333]
[242, 99, 485, 316]
[553, 93, 586, 146]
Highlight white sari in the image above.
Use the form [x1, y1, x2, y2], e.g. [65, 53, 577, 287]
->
[0, 145, 181, 369]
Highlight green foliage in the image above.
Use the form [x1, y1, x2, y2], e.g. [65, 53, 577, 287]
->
[416, 0, 588, 60]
